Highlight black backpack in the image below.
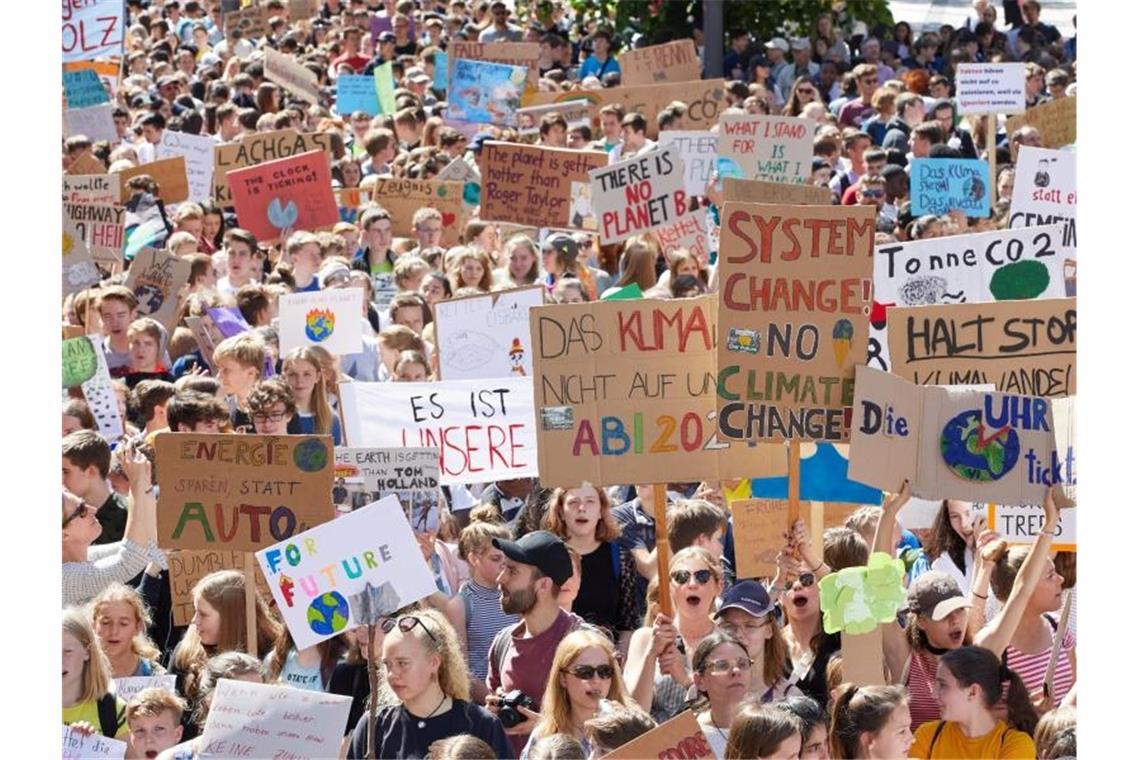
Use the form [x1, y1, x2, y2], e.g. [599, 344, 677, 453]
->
[96, 693, 121, 739]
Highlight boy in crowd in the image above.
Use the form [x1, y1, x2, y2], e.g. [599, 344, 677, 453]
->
[126, 688, 186, 760]
[130, 379, 177, 440]
[666, 499, 728, 557]
[246, 378, 296, 436]
[216, 228, 262, 295]
[62, 430, 127, 545]
[98, 286, 140, 374]
[212, 335, 266, 432]
[165, 391, 230, 433]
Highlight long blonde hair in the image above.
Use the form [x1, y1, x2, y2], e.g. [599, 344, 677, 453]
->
[534, 630, 632, 740]
[90, 583, 163, 664]
[64, 606, 113, 704]
[393, 608, 471, 701]
[283, 345, 336, 436]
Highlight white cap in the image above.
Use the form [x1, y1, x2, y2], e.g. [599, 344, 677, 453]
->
[765, 37, 789, 52]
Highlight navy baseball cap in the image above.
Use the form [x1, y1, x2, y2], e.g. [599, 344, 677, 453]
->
[493, 530, 573, 585]
[715, 580, 778, 619]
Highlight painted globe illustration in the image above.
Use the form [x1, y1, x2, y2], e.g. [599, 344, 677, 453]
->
[305, 308, 335, 342]
[293, 437, 329, 472]
[308, 591, 349, 636]
[939, 410, 1020, 483]
[962, 175, 986, 201]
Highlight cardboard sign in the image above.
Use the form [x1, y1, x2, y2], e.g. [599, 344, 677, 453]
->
[479, 142, 608, 230]
[64, 103, 117, 144]
[1004, 97, 1076, 149]
[199, 679, 351, 759]
[869, 224, 1072, 372]
[602, 710, 715, 760]
[910, 159, 991, 218]
[155, 131, 216, 203]
[446, 59, 527, 127]
[63, 174, 120, 205]
[447, 41, 540, 92]
[619, 39, 701, 85]
[115, 156, 190, 205]
[371, 178, 468, 247]
[987, 503, 1075, 551]
[64, 202, 125, 264]
[731, 499, 791, 579]
[1010, 146, 1076, 248]
[223, 4, 269, 38]
[332, 448, 440, 523]
[167, 549, 273, 626]
[716, 203, 876, 442]
[335, 73, 380, 116]
[68, 151, 108, 175]
[954, 63, 1026, 115]
[62, 726, 127, 759]
[63, 222, 101, 297]
[278, 288, 364, 355]
[125, 247, 193, 331]
[113, 675, 178, 703]
[63, 68, 110, 109]
[723, 177, 833, 206]
[264, 47, 321, 105]
[213, 129, 335, 206]
[658, 131, 719, 198]
[287, 0, 320, 20]
[63, 59, 121, 99]
[62, 0, 123, 63]
[516, 99, 592, 137]
[651, 210, 710, 264]
[842, 627, 887, 686]
[886, 298, 1076, 397]
[155, 433, 336, 552]
[589, 145, 688, 245]
[718, 114, 813, 185]
[530, 296, 784, 487]
[256, 496, 437, 649]
[63, 336, 99, 388]
[434, 286, 544, 380]
[79, 334, 125, 440]
[227, 149, 339, 241]
[339, 378, 538, 485]
[848, 366, 1075, 505]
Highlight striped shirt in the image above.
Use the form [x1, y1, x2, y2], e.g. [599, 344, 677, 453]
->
[1004, 617, 1076, 708]
[906, 650, 943, 732]
[459, 580, 519, 681]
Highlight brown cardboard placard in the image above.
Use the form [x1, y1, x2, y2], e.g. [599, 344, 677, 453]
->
[842, 626, 886, 685]
[286, 0, 319, 20]
[723, 177, 833, 206]
[124, 247, 193, 331]
[64, 174, 120, 204]
[730, 499, 790, 579]
[63, 202, 125, 265]
[530, 295, 785, 488]
[213, 129, 335, 206]
[155, 433, 335, 552]
[479, 142, 608, 230]
[115, 156, 190, 204]
[886, 298, 1076, 397]
[602, 709, 715, 760]
[263, 47, 321, 105]
[224, 4, 269, 38]
[67, 151, 108, 176]
[166, 549, 273, 626]
[371, 178, 468, 247]
[1004, 96, 1076, 149]
[446, 41, 539, 92]
[716, 202, 876, 442]
[718, 114, 813, 185]
[618, 39, 701, 85]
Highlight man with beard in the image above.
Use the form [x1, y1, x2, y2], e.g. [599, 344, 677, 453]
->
[483, 530, 595, 756]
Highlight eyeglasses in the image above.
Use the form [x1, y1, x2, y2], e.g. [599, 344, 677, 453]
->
[671, 568, 714, 586]
[563, 664, 615, 680]
[63, 501, 90, 528]
[784, 572, 816, 591]
[718, 619, 771, 637]
[701, 657, 753, 675]
[251, 410, 288, 424]
[861, 188, 885, 198]
[380, 616, 439, 645]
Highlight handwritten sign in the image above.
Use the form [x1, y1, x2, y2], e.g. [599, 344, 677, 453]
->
[333, 448, 440, 524]
[64, 103, 117, 144]
[372, 178, 468, 247]
[658, 131, 718, 198]
[723, 177, 833, 205]
[63, 336, 98, 388]
[113, 675, 178, 703]
[986, 503, 1076, 551]
[166, 549, 273, 626]
[125, 247, 193, 331]
[731, 499, 791, 579]
[264, 47, 321, 105]
[63, 59, 121, 99]
[116, 156, 190, 205]
[278, 288, 364, 355]
[479, 142, 608, 230]
[434, 287, 544, 380]
[64, 174, 120, 205]
[650, 211, 711, 266]
[1004, 97, 1076, 149]
[718, 114, 813, 185]
[716, 202, 876, 442]
[446, 59, 527, 127]
[910, 159, 991, 217]
[63, 69, 110, 109]
[63, 221, 101, 297]
[222, 4, 269, 39]
[618, 39, 701, 85]
[447, 41, 540, 92]
[227, 149, 338, 241]
[64, 201, 123, 265]
[155, 433, 335, 552]
[603, 710, 714, 760]
[516, 99, 592, 137]
[213, 129, 335, 206]
[589, 145, 687, 245]
[1010, 146, 1076, 248]
[954, 63, 1026, 115]
[155, 131, 216, 203]
[336, 73, 380, 116]
[62, 726, 127, 759]
[62, 0, 123, 63]
[340, 378, 538, 485]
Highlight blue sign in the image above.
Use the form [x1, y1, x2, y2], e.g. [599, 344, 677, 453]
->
[751, 443, 883, 504]
[910, 159, 991, 218]
[63, 69, 110, 109]
[434, 51, 448, 92]
[336, 74, 380, 116]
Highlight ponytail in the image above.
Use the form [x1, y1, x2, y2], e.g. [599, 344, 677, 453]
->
[828, 684, 861, 760]
[1000, 665, 1040, 736]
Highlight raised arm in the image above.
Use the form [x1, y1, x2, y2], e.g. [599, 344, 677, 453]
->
[872, 480, 910, 557]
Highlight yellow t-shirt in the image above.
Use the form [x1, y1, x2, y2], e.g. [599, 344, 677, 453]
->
[62, 695, 129, 739]
[911, 719, 1035, 759]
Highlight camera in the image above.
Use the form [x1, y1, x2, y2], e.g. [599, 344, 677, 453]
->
[497, 690, 538, 728]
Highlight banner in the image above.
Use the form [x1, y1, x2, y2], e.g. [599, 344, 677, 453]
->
[987, 503, 1076, 551]
[371, 178, 468, 247]
[339, 378, 538, 485]
[716, 203, 876, 442]
[63, 69, 110, 109]
[227, 149, 339, 241]
[530, 296, 784, 487]
[63, 174, 120, 204]
[64, 103, 117, 143]
[479, 142, 608, 230]
[115, 156, 190, 205]
[730, 499, 790, 579]
[63, 202, 125, 265]
[434, 286, 544, 380]
[658, 131, 718, 198]
[954, 63, 1026, 114]
[516, 99, 592, 137]
[1010, 146, 1076, 248]
[723, 177, 833, 205]
[277, 288, 364, 355]
[589, 145, 688, 245]
[124, 247, 193, 331]
[602, 710, 714, 760]
[910, 159, 991, 217]
[1004, 97, 1076, 149]
[335, 73, 379, 116]
[62, 0, 123, 62]
[213, 129, 335, 206]
[446, 59, 527, 127]
[155, 130, 216, 203]
[447, 41, 540, 92]
[155, 433, 335, 551]
[886, 298, 1076, 397]
[618, 39, 701, 85]
[166, 549, 273, 627]
[718, 114, 813, 185]
[264, 47, 321, 105]
[848, 366, 1075, 505]
[332, 448, 440, 524]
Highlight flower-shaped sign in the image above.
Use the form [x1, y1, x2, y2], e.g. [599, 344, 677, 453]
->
[819, 552, 907, 635]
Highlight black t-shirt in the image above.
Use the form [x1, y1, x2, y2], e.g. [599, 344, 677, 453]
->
[93, 492, 129, 546]
[796, 630, 842, 709]
[329, 661, 370, 736]
[347, 700, 515, 759]
[572, 541, 620, 636]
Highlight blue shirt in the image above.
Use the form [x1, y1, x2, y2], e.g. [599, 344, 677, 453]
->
[580, 54, 620, 80]
[288, 412, 343, 445]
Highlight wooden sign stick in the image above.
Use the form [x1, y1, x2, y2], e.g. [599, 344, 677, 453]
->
[244, 552, 258, 657]
[653, 484, 673, 617]
[785, 443, 802, 583]
[987, 113, 998, 203]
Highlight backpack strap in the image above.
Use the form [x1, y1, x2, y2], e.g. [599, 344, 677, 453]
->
[490, 626, 512, 687]
[458, 582, 474, 633]
[96, 693, 120, 739]
[1044, 612, 1059, 632]
[928, 720, 948, 755]
[610, 542, 621, 581]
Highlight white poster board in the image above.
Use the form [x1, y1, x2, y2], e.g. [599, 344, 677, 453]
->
[1010, 146, 1077, 248]
[588, 145, 688, 245]
[718, 114, 813, 184]
[434, 286, 544, 380]
[155, 131, 216, 203]
[113, 675, 178, 703]
[277, 288, 364, 355]
[955, 63, 1026, 115]
[657, 131, 719, 198]
[62, 726, 127, 759]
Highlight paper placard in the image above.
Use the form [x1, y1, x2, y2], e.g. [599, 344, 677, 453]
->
[447, 41, 540, 92]
[618, 39, 701, 86]
[434, 286, 544, 380]
[446, 59, 527, 127]
[79, 334, 125, 440]
[336, 73, 380, 116]
[213, 130, 335, 206]
[63, 59, 121, 100]
[479, 142, 608, 230]
[124, 247, 193, 331]
[64, 103, 117, 144]
[516, 99, 592, 137]
[602, 710, 714, 760]
[589, 145, 688, 245]
[64, 202, 125, 264]
[113, 675, 178, 703]
[62, 726, 127, 759]
[1004, 97, 1076, 149]
[954, 63, 1026, 115]
[731, 499, 790, 579]
[910, 159, 991, 217]
[718, 114, 813, 185]
[155, 433, 336, 551]
[63, 336, 99, 388]
[332, 447, 440, 523]
[63, 222, 101, 297]
[227, 149, 339, 241]
[155, 131, 216, 203]
[723, 177, 834, 205]
[658, 131, 719, 198]
[64, 174, 120, 205]
[115, 156, 190, 205]
[1010, 146, 1076, 248]
[62, 0, 124, 63]
[371, 178, 468, 247]
[264, 47, 321, 105]
[987, 503, 1075, 551]
[278, 288, 364, 355]
[63, 69, 110, 109]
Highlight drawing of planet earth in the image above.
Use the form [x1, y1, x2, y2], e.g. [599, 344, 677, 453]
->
[293, 437, 329, 472]
[939, 410, 1020, 483]
[308, 591, 349, 635]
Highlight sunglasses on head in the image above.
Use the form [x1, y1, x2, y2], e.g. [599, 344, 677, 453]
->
[784, 572, 816, 591]
[379, 615, 438, 644]
[671, 568, 713, 585]
[63, 501, 90, 528]
[564, 663, 614, 680]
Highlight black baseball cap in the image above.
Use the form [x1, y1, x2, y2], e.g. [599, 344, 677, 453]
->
[492, 530, 573, 585]
[715, 581, 778, 620]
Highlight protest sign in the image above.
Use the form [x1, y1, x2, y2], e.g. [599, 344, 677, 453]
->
[716, 202, 876, 442]
[334, 186, 366, 224]
[987, 503, 1076, 551]
[340, 377, 538, 485]
[223, 4, 269, 38]
[602, 710, 715, 760]
[751, 442, 884, 505]
[723, 177, 833, 205]
[63, 59, 121, 99]
[1004, 97, 1077, 149]
[62, 0, 124, 62]
[155, 433, 335, 552]
[79, 334, 124, 440]
[436, 155, 481, 186]
[199, 679, 351, 759]
[124, 247, 193, 331]
[213, 129, 335, 206]
[910, 159, 990, 217]
[63, 174, 119, 204]
[530, 296, 784, 487]
[64, 202, 125, 265]
[954, 63, 1026, 115]
[718, 114, 814, 184]
[1010, 146, 1076, 248]
[479, 142, 608, 230]
[869, 224, 1072, 371]
[63, 69, 110, 109]
[658, 131, 718, 198]
[62, 726, 127, 759]
[374, 60, 397, 114]
[516, 99, 592, 137]
[63, 221, 101, 297]
[447, 41, 540, 92]
[227, 149, 338, 241]
[886, 298, 1076, 397]
[155, 130, 216, 203]
[113, 675, 178, 703]
[332, 448, 440, 523]
[68, 151, 107, 175]
[434, 286, 544, 380]
[446, 58, 527, 127]
[371, 178, 468, 246]
[336, 73, 380, 116]
[287, 0, 320, 20]
[277, 288, 364, 355]
[256, 496, 437, 649]
[434, 50, 447, 92]
[848, 366, 1075, 505]
[618, 39, 702, 85]
[63, 335, 98, 388]
[731, 499, 791, 579]
[167, 548, 273, 626]
[263, 47, 321, 105]
[64, 103, 117, 144]
[589, 145, 688, 245]
[650, 210, 711, 265]
[115, 156, 190, 205]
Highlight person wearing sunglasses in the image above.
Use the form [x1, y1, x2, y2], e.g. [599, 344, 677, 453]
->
[625, 547, 723, 724]
[772, 542, 838, 711]
[347, 609, 513, 759]
[521, 630, 636, 759]
[691, 632, 754, 759]
[782, 75, 822, 118]
[715, 581, 802, 706]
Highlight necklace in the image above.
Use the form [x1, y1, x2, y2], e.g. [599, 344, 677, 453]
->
[410, 692, 448, 729]
[707, 713, 729, 743]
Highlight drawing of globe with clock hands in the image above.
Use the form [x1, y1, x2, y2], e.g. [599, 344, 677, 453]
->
[940, 409, 1020, 483]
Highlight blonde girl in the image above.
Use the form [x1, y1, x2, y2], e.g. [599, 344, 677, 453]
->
[63, 607, 129, 739]
[282, 345, 343, 444]
[91, 583, 165, 678]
